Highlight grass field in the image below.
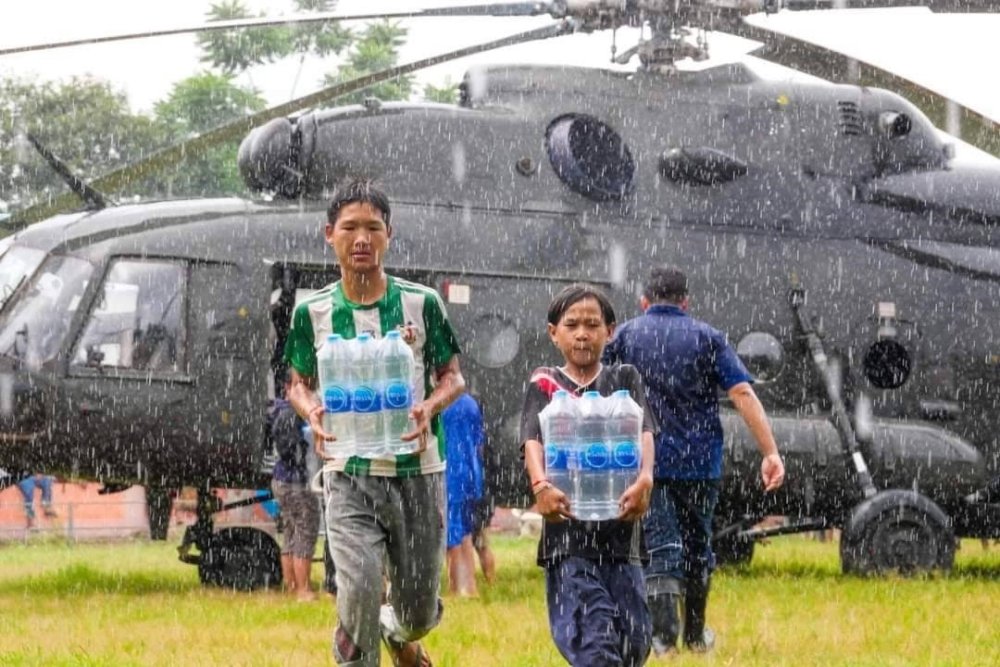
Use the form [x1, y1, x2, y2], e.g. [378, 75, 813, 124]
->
[0, 534, 997, 666]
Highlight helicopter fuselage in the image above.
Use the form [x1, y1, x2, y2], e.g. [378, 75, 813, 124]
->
[1, 63, 998, 540]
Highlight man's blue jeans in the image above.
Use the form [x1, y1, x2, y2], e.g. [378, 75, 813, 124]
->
[644, 479, 720, 586]
[17, 474, 54, 520]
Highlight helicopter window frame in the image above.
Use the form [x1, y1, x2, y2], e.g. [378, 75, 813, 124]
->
[545, 113, 637, 202]
[69, 256, 190, 381]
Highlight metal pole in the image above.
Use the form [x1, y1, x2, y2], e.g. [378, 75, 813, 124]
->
[789, 287, 877, 499]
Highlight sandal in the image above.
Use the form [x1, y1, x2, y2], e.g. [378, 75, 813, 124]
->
[384, 638, 433, 667]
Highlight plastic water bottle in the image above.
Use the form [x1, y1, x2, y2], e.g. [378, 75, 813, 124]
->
[317, 334, 354, 458]
[539, 390, 577, 505]
[606, 389, 643, 511]
[351, 333, 384, 457]
[576, 391, 615, 521]
[380, 330, 417, 456]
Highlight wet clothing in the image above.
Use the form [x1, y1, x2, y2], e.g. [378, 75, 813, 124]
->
[284, 275, 461, 477]
[521, 364, 656, 666]
[270, 398, 311, 485]
[546, 557, 651, 667]
[520, 364, 656, 567]
[605, 302, 747, 648]
[269, 399, 320, 560]
[324, 471, 445, 667]
[603, 304, 751, 480]
[17, 474, 54, 520]
[285, 272, 458, 666]
[442, 393, 484, 548]
[271, 479, 320, 559]
[644, 480, 719, 582]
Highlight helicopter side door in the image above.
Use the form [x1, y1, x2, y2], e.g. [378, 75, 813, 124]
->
[66, 256, 193, 483]
[186, 260, 268, 484]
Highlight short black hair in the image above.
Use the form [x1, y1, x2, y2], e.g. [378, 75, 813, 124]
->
[326, 178, 392, 228]
[643, 267, 688, 303]
[547, 283, 616, 326]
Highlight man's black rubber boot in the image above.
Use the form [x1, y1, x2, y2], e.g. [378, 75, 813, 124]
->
[683, 577, 714, 652]
[648, 592, 681, 655]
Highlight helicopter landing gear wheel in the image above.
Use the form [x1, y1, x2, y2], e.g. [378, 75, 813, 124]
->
[840, 490, 955, 576]
[198, 527, 282, 590]
[713, 530, 755, 568]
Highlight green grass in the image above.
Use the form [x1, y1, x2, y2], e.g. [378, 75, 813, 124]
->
[0, 536, 997, 666]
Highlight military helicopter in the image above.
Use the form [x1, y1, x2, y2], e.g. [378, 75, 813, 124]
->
[1, 0, 999, 587]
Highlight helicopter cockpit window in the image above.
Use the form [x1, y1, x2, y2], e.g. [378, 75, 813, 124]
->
[0, 254, 93, 368]
[736, 332, 784, 383]
[0, 246, 46, 311]
[545, 114, 636, 202]
[72, 260, 187, 374]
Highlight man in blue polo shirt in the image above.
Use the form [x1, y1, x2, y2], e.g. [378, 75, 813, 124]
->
[604, 266, 785, 654]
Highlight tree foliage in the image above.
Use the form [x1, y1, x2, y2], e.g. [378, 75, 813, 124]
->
[0, 77, 163, 212]
[153, 72, 266, 197]
[198, 0, 351, 77]
[196, 0, 293, 75]
[423, 78, 459, 105]
[322, 21, 414, 105]
[2, 2, 426, 214]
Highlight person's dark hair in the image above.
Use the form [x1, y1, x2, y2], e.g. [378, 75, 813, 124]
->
[643, 267, 688, 304]
[326, 178, 392, 229]
[547, 283, 616, 326]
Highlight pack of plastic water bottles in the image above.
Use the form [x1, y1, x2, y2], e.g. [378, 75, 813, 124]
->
[539, 389, 643, 521]
[316, 331, 417, 459]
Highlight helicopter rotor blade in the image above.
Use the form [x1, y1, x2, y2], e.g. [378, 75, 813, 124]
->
[764, 1, 997, 11]
[7, 19, 575, 229]
[0, 2, 559, 57]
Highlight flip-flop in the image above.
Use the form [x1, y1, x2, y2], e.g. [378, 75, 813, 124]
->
[385, 639, 432, 667]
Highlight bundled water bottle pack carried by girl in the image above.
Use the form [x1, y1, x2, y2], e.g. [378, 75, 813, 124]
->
[539, 389, 644, 521]
[315, 330, 417, 459]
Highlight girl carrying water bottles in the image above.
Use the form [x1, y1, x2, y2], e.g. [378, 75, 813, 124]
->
[520, 283, 658, 667]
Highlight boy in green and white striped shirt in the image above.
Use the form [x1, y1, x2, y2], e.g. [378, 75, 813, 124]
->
[285, 180, 464, 667]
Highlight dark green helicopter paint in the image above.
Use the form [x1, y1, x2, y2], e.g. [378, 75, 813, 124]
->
[1, 63, 999, 575]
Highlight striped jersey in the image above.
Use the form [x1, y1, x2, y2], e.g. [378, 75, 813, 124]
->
[284, 275, 461, 477]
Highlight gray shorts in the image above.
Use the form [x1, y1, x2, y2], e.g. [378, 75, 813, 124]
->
[272, 480, 320, 559]
[323, 472, 445, 666]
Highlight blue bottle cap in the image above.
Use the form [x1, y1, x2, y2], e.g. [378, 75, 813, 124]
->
[582, 391, 600, 399]
[553, 389, 569, 398]
[386, 330, 401, 339]
[327, 333, 340, 342]
[613, 389, 628, 397]
[357, 332, 371, 341]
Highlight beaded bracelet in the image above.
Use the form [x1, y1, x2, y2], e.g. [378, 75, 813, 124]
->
[532, 479, 553, 496]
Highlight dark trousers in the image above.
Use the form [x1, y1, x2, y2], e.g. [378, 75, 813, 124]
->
[644, 479, 719, 646]
[545, 557, 651, 667]
[644, 479, 719, 585]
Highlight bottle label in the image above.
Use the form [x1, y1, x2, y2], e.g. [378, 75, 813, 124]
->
[383, 381, 412, 409]
[544, 443, 567, 471]
[612, 442, 639, 469]
[582, 442, 611, 470]
[324, 386, 351, 414]
[352, 385, 382, 413]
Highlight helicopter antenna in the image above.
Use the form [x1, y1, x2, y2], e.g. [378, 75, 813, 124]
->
[24, 134, 111, 212]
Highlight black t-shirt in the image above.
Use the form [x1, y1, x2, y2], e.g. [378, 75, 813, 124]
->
[520, 364, 658, 567]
